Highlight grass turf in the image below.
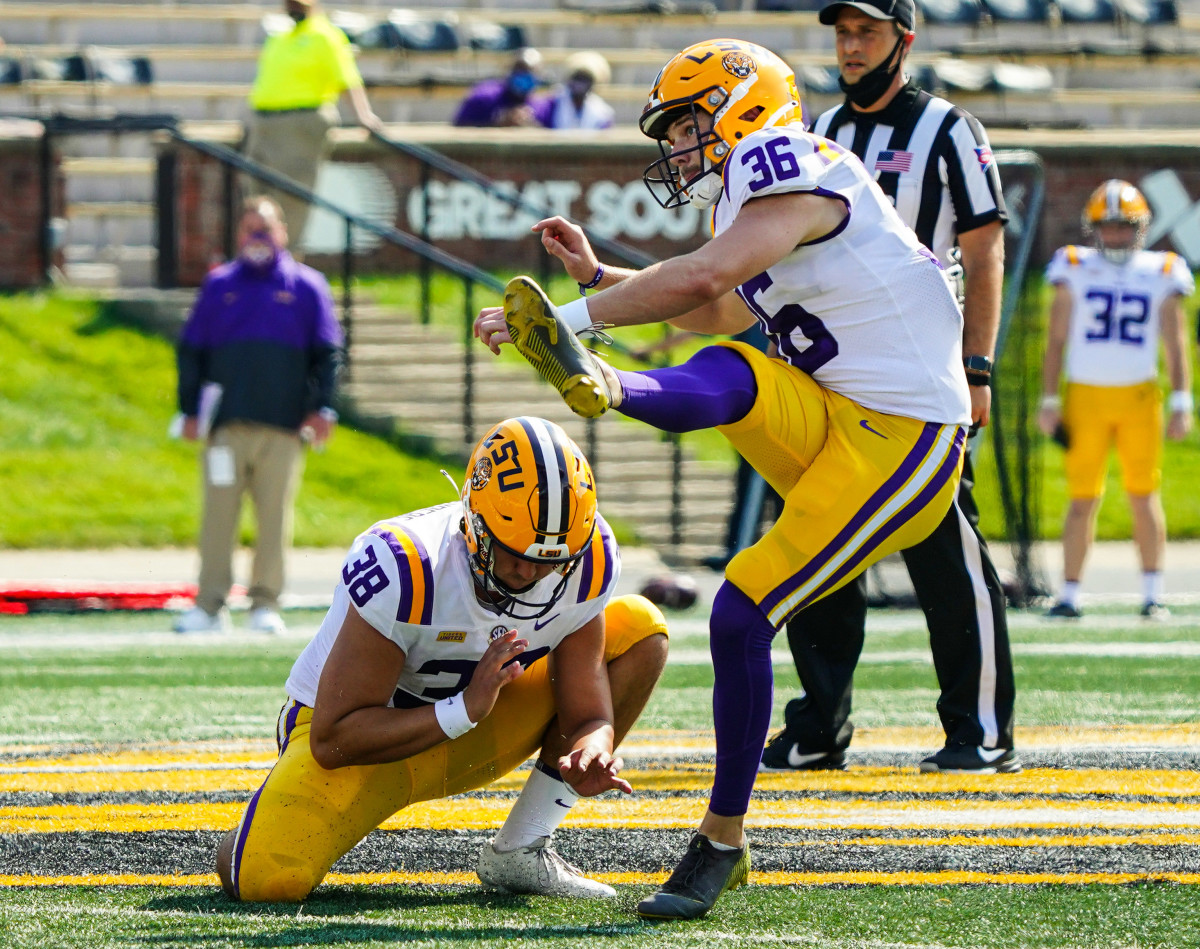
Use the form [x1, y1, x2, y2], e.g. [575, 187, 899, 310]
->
[1, 882, 1198, 948]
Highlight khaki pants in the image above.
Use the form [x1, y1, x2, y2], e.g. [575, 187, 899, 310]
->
[197, 422, 304, 614]
[242, 105, 337, 246]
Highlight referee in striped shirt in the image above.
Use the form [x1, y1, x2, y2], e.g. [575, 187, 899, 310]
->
[762, 0, 1018, 774]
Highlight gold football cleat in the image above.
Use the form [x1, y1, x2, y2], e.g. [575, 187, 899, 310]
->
[502, 275, 613, 419]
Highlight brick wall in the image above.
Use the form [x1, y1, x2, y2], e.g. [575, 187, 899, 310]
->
[0, 121, 63, 290]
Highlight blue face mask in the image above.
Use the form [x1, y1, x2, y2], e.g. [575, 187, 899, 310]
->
[507, 72, 538, 97]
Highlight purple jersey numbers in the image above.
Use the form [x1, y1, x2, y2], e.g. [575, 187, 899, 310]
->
[740, 134, 846, 193]
[737, 271, 839, 374]
[343, 543, 390, 608]
[1084, 288, 1150, 345]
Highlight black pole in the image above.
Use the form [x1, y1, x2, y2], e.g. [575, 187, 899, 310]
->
[463, 279, 475, 447]
[154, 148, 178, 288]
[419, 161, 431, 326]
[670, 433, 684, 549]
[222, 160, 236, 262]
[342, 216, 354, 368]
[38, 124, 53, 285]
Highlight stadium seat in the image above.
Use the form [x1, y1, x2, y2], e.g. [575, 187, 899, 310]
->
[1112, 0, 1177, 22]
[991, 62, 1054, 92]
[560, 0, 719, 14]
[0, 57, 23, 85]
[330, 10, 374, 44]
[384, 11, 460, 52]
[795, 64, 842, 96]
[926, 59, 996, 92]
[981, 0, 1051, 20]
[757, 0, 826, 11]
[1056, 0, 1118, 22]
[460, 21, 527, 53]
[915, 0, 985, 24]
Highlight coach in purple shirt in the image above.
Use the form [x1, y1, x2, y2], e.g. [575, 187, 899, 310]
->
[174, 195, 344, 636]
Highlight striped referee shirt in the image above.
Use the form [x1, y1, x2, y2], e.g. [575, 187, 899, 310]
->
[812, 79, 1007, 268]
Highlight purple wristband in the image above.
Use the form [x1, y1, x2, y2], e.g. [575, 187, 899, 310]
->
[578, 265, 604, 295]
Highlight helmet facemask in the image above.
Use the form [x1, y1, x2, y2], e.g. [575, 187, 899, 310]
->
[462, 502, 588, 620]
[642, 95, 729, 210]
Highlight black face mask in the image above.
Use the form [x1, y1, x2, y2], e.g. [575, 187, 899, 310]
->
[287, 8, 308, 24]
[839, 34, 905, 108]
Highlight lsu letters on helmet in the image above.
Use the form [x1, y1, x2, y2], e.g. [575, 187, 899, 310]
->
[461, 416, 597, 618]
[1082, 179, 1151, 264]
[640, 39, 803, 209]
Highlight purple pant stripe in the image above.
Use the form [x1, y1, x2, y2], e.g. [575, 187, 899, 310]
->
[759, 421, 941, 620]
[230, 783, 266, 901]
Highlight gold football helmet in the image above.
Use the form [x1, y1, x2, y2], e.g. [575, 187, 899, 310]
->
[461, 416, 597, 618]
[640, 38, 803, 209]
[1082, 179, 1151, 264]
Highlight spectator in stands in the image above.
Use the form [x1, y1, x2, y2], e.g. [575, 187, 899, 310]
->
[244, 0, 381, 248]
[1039, 180, 1194, 620]
[453, 47, 551, 128]
[174, 196, 343, 636]
[545, 52, 615, 132]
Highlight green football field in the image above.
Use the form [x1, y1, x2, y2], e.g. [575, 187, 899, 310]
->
[2, 603, 1199, 948]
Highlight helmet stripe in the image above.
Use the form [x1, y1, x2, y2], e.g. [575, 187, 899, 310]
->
[517, 416, 571, 542]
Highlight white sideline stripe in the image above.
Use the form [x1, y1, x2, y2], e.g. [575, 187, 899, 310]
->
[0, 760, 277, 775]
[668, 641, 1200, 665]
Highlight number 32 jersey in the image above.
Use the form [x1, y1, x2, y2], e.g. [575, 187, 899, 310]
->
[714, 122, 971, 426]
[1046, 245, 1194, 386]
[285, 502, 619, 708]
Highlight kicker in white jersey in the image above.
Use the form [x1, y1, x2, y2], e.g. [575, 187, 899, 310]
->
[714, 123, 971, 426]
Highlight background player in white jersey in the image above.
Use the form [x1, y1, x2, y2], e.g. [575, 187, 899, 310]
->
[1039, 181, 1194, 619]
[475, 40, 969, 920]
[216, 416, 669, 902]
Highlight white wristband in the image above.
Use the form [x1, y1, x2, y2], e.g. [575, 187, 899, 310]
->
[556, 296, 593, 335]
[433, 693, 476, 740]
[1040, 394, 1062, 411]
[1169, 390, 1194, 414]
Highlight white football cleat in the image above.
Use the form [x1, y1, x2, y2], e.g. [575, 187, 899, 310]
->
[477, 836, 615, 898]
[248, 607, 287, 634]
[174, 606, 232, 635]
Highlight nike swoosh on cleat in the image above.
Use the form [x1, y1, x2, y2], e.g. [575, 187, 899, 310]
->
[554, 798, 572, 808]
[787, 745, 833, 767]
[533, 614, 560, 631]
[859, 419, 887, 438]
[977, 747, 1007, 763]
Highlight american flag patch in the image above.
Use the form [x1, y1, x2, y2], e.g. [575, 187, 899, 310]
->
[974, 145, 994, 168]
[875, 150, 913, 173]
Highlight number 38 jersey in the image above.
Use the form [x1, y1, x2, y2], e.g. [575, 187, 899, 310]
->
[1046, 245, 1194, 386]
[284, 502, 620, 708]
[714, 122, 971, 426]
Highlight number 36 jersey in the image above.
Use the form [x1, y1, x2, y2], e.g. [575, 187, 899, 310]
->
[714, 122, 971, 427]
[1046, 245, 1194, 386]
[285, 502, 620, 708]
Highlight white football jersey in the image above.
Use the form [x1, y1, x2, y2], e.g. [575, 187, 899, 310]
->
[1046, 245, 1194, 386]
[285, 502, 620, 708]
[714, 123, 970, 426]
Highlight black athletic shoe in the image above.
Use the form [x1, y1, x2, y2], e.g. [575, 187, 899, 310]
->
[1045, 601, 1082, 619]
[636, 833, 750, 920]
[1140, 601, 1170, 621]
[919, 745, 1021, 774]
[759, 728, 847, 772]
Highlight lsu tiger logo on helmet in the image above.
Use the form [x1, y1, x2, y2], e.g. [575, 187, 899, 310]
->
[640, 38, 802, 210]
[460, 416, 597, 619]
[1082, 179, 1151, 264]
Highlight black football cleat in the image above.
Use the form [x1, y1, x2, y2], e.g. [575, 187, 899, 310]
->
[1045, 601, 1082, 619]
[919, 744, 1021, 774]
[1140, 601, 1170, 621]
[636, 833, 749, 921]
[759, 728, 847, 772]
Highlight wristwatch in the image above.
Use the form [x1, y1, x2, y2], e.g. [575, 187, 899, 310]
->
[963, 355, 992, 388]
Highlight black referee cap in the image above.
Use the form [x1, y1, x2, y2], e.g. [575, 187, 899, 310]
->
[818, 0, 916, 30]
